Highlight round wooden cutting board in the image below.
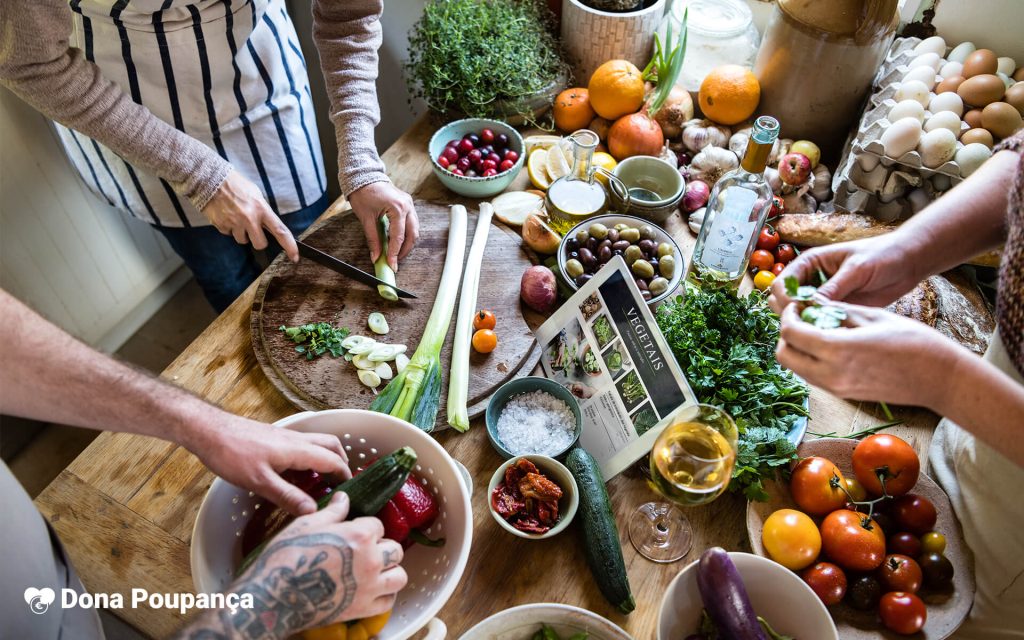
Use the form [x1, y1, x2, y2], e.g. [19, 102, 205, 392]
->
[251, 200, 544, 429]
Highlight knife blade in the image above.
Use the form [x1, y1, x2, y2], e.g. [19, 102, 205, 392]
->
[297, 241, 418, 299]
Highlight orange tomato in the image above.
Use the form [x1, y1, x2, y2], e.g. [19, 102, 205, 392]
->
[790, 456, 848, 516]
[473, 310, 496, 331]
[472, 329, 498, 353]
[820, 509, 886, 571]
[762, 508, 821, 570]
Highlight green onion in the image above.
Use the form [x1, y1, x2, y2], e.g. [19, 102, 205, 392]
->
[374, 216, 399, 302]
[643, 6, 688, 115]
[447, 202, 493, 432]
[370, 204, 468, 431]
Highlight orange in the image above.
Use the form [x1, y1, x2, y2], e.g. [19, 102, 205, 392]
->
[698, 65, 761, 126]
[553, 87, 596, 132]
[588, 60, 646, 120]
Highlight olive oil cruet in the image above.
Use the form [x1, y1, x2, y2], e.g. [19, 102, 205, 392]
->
[545, 129, 629, 234]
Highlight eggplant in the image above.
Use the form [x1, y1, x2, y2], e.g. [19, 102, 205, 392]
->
[696, 547, 767, 640]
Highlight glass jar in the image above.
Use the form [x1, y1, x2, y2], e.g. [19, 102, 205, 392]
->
[660, 0, 760, 93]
[546, 130, 612, 234]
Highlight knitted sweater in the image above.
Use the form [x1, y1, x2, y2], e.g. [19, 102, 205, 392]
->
[994, 130, 1024, 377]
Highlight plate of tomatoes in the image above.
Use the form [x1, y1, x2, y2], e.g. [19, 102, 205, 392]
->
[746, 435, 975, 638]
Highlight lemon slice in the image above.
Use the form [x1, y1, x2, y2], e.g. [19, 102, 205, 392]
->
[545, 141, 572, 181]
[527, 149, 552, 190]
[524, 135, 563, 154]
[591, 151, 617, 185]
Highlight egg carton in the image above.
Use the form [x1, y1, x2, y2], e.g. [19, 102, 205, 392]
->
[832, 143, 945, 222]
[875, 37, 924, 87]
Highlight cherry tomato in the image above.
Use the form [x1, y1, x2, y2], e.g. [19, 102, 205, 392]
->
[888, 532, 923, 557]
[473, 310, 497, 331]
[757, 226, 780, 252]
[750, 249, 775, 272]
[774, 243, 797, 264]
[753, 270, 776, 292]
[847, 575, 882, 611]
[800, 562, 847, 606]
[878, 554, 923, 593]
[771, 262, 786, 276]
[919, 552, 955, 589]
[769, 195, 785, 219]
[920, 531, 947, 555]
[762, 509, 821, 570]
[820, 509, 886, 571]
[471, 329, 498, 354]
[852, 434, 920, 497]
[879, 592, 927, 635]
[790, 457, 848, 516]
[843, 477, 868, 502]
[891, 494, 937, 535]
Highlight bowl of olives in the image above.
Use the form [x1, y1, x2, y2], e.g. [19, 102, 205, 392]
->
[557, 214, 683, 306]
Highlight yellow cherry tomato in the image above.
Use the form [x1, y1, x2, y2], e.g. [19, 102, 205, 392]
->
[843, 477, 868, 502]
[472, 329, 498, 353]
[921, 531, 947, 555]
[762, 508, 821, 570]
[753, 269, 776, 291]
[473, 309, 497, 331]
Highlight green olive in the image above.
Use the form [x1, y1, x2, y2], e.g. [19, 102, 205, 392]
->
[588, 222, 609, 240]
[575, 229, 590, 244]
[657, 242, 675, 258]
[565, 258, 585, 278]
[649, 277, 669, 296]
[640, 225, 657, 240]
[631, 259, 655, 279]
[659, 254, 676, 278]
[624, 245, 644, 265]
[614, 223, 630, 231]
[620, 227, 641, 243]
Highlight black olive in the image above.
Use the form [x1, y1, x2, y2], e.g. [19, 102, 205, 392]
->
[612, 240, 630, 252]
[587, 237, 599, 252]
[638, 239, 656, 255]
[565, 238, 580, 253]
[649, 257, 659, 271]
[640, 290, 652, 301]
[635, 279, 648, 290]
[579, 247, 596, 268]
[607, 228, 620, 243]
[598, 239, 612, 252]
[598, 246, 612, 262]
[575, 274, 593, 287]
[568, 251, 580, 261]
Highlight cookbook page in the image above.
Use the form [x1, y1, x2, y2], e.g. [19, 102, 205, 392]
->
[535, 257, 698, 478]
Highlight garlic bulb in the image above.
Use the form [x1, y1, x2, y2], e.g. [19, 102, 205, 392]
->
[688, 207, 706, 234]
[764, 166, 782, 194]
[782, 191, 816, 214]
[658, 142, 679, 168]
[681, 118, 731, 154]
[810, 164, 832, 202]
[689, 146, 739, 185]
[777, 138, 794, 158]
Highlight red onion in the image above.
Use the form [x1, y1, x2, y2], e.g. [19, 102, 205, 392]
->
[682, 180, 710, 213]
[520, 265, 557, 313]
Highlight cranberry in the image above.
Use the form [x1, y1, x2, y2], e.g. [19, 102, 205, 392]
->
[468, 149, 482, 163]
[451, 168, 464, 176]
[466, 169, 478, 177]
[467, 133, 481, 146]
[442, 147, 459, 163]
[495, 133, 509, 148]
[483, 168, 498, 177]
[482, 158, 498, 172]
[481, 128, 495, 144]
[438, 155, 450, 168]
[504, 149, 519, 163]
[456, 156, 471, 172]
[445, 139, 459, 149]
[499, 159, 515, 172]
[457, 138, 474, 154]
[482, 144, 496, 156]
[479, 148, 490, 159]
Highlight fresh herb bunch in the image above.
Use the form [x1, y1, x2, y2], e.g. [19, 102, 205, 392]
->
[405, 0, 568, 121]
[656, 288, 808, 501]
[279, 322, 350, 360]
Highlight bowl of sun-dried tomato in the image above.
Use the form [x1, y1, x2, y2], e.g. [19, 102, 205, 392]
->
[487, 455, 579, 540]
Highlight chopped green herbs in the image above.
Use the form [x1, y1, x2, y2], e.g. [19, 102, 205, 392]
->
[279, 322, 350, 360]
[655, 288, 807, 501]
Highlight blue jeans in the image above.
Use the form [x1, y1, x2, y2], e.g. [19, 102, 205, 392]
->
[156, 193, 329, 312]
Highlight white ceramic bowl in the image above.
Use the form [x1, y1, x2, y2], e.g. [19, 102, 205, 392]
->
[460, 603, 632, 640]
[656, 552, 838, 640]
[487, 455, 579, 540]
[190, 409, 473, 640]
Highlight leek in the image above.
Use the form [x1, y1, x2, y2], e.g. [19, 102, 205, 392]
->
[370, 204, 469, 431]
[374, 216, 399, 301]
[447, 202, 493, 431]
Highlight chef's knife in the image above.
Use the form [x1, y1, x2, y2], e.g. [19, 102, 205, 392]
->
[297, 241, 418, 299]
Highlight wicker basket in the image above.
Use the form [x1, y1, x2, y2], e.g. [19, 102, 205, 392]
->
[561, 0, 667, 85]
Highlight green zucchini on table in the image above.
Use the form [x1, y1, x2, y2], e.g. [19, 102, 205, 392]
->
[566, 447, 635, 614]
[237, 446, 418, 575]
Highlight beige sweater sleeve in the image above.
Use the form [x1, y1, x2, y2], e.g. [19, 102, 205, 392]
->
[0, 0, 230, 211]
[312, 0, 390, 197]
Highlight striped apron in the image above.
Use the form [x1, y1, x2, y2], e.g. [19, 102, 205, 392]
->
[57, 0, 326, 228]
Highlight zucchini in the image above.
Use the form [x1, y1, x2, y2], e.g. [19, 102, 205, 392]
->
[566, 447, 635, 614]
[237, 446, 417, 575]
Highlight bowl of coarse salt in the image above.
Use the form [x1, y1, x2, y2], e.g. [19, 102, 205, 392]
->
[485, 376, 582, 460]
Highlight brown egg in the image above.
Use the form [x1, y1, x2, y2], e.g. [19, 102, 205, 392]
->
[1014, 68, 1024, 82]
[936, 75, 965, 94]
[962, 49, 999, 78]
[960, 127, 994, 148]
[958, 74, 1006, 107]
[1005, 82, 1024, 116]
[982, 101, 1024, 139]
[964, 108, 985, 128]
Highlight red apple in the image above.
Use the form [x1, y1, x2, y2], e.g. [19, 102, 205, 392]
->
[779, 152, 812, 186]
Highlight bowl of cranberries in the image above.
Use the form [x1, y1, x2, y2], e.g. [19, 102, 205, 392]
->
[428, 118, 525, 198]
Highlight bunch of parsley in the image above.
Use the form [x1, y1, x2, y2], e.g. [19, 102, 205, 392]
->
[279, 323, 350, 361]
[655, 288, 808, 501]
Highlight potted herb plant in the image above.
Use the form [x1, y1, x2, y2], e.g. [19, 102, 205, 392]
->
[405, 0, 570, 125]
[562, 0, 668, 84]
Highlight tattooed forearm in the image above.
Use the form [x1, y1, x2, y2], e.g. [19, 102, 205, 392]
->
[174, 532, 357, 640]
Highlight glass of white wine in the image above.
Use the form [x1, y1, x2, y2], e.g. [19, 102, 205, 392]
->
[628, 404, 738, 562]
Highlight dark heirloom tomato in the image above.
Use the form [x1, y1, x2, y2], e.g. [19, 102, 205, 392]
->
[800, 562, 847, 605]
[847, 575, 883, 610]
[790, 456, 848, 515]
[879, 592, 927, 635]
[878, 554, 923, 593]
[891, 494, 937, 535]
[821, 509, 886, 571]
[852, 434, 920, 497]
[888, 532, 923, 557]
[919, 552, 955, 589]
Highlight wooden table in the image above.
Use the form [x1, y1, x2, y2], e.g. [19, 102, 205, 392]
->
[35, 115, 941, 639]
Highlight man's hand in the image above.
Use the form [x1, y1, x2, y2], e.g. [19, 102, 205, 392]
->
[348, 182, 419, 270]
[203, 169, 299, 262]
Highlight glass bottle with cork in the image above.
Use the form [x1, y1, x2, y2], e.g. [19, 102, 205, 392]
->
[687, 115, 780, 289]
[546, 130, 627, 235]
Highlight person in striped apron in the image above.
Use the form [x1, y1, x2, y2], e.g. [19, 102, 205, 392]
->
[0, 0, 418, 312]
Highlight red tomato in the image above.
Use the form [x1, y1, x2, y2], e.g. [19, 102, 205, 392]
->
[800, 562, 847, 606]
[790, 457, 848, 516]
[750, 249, 775, 272]
[757, 226, 780, 252]
[771, 262, 786, 276]
[878, 554, 923, 593]
[888, 532, 923, 557]
[774, 243, 797, 264]
[820, 509, 886, 571]
[879, 592, 927, 635]
[769, 195, 785, 219]
[852, 434, 920, 497]
[891, 494, 937, 535]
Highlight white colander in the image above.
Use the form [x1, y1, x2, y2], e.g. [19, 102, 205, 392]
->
[190, 409, 473, 640]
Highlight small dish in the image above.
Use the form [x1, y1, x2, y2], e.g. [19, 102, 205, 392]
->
[610, 156, 685, 223]
[487, 455, 579, 540]
[460, 602, 631, 640]
[427, 118, 525, 198]
[485, 376, 582, 460]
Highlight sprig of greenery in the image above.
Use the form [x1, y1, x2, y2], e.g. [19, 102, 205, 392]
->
[643, 6, 688, 114]
[279, 322, 350, 360]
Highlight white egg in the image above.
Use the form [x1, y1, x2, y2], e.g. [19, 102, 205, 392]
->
[894, 80, 932, 107]
[889, 99, 926, 123]
[997, 72, 1014, 89]
[902, 66, 938, 89]
[908, 52, 942, 71]
[947, 42, 976, 64]
[929, 91, 964, 117]
[917, 128, 957, 168]
[881, 117, 924, 158]
[924, 111, 962, 137]
[939, 61, 963, 79]
[932, 173, 953, 191]
[913, 36, 947, 58]
[997, 57, 1017, 76]
[956, 143, 993, 177]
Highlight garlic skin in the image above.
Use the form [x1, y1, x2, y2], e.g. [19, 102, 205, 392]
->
[681, 118, 731, 153]
[688, 146, 739, 185]
[764, 166, 782, 194]
[658, 142, 679, 168]
[688, 207, 706, 234]
[782, 191, 816, 214]
[811, 164, 832, 202]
